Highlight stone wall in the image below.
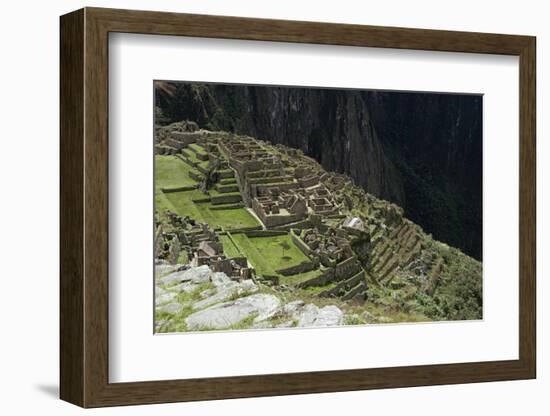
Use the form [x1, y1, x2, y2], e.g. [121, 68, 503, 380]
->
[296, 269, 333, 288]
[291, 230, 312, 257]
[210, 193, 242, 205]
[276, 260, 316, 276]
[334, 255, 361, 280]
[319, 270, 365, 297]
[209, 203, 245, 210]
[244, 230, 288, 238]
[155, 144, 177, 155]
[170, 131, 202, 146]
[263, 212, 301, 228]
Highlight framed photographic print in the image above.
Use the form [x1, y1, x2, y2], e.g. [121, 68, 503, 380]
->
[60, 7, 536, 408]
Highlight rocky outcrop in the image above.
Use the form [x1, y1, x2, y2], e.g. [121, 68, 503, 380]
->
[155, 266, 347, 332]
[186, 293, 282, 330]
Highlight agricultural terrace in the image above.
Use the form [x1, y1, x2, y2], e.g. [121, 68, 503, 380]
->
[155, 155, 260, 230]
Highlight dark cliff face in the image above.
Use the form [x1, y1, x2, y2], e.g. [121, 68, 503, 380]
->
[156, 82, 482, 260]
[362, 91, 482, 261]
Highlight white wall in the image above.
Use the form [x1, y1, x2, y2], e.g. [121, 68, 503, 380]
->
[0, 0, 546, 414]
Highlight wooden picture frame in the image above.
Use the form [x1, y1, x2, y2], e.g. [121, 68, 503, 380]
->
[60, 7, 536, 408]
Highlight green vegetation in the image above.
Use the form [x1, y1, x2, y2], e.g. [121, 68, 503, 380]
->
[219, 234, 242, 258]
[226, 313, 260, 330]
[155, 282, 214, 333]
[155, 155, 197, 189]
[163, 189, 205, 220]
[177, 250, 189, 264]
[163, 189, 259, 230]
[154, 122, 482, 326]
[230, 234, 310, 278]
[196, 203, 259, 229]
[155, 155, 198, 214]
[426, 244, 482, 321]
[189, 143, 207, 156]
[279, 269, 324, 286]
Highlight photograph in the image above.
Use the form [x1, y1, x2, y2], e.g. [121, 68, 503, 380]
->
[153, 81, 483, 333]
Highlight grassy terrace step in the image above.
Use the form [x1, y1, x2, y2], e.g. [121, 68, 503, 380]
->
[155, 155, 199, 214]
[188, 169, 205, 182]
[279, 269, 325, 286]
[230, 234, 274, 277]
[161, 184, 198, 193]
[196, 161, 211, 174]
[155, 155, 198, 189]
[230, 233, 312, 279]
[219, 177, 237, 185]
[215, 183, 240, 193]
[402, 240, 423, 265]
[209, 202, 245, 210]
[216, 169, 235, 179]
[379, 258, 399, 282]
[398, 234, 420, 258]
[342, 281, 367, 301]
[196, 203, 260, 230]
[400, 228, 415, 248]
[425, 257, 444, 294]
[209, 190, 243, 205]
[372, 238, 390, 258]
[301, 282, 338, 296]
[390, 223, 406, 239]
[397, 224, 410, 240]
[219, 234, 242, 258]
[182, 148, 210, 167]
[163, 189, 207, 222]
[161, 186, 259, 230]
[189, 143, 208, 156]
[373, 245, 395, 273]
[319, 271, 364, 297]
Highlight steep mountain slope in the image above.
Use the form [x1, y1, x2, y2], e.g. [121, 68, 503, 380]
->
[155, 83, 482, 260]
[154, 124, 482, 332]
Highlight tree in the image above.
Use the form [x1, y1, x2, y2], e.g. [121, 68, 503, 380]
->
[280, 241, 291, 258]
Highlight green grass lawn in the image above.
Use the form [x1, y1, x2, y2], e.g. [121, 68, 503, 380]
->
[279, 268, 324, 286]
[155, 155, 198, 189]
[163, 189, 207, 221]
[219, 234, 242, 258]
[189, 143, 207, 156]
[163, 189, 259, 230]
[182, 149, 202, 165]
[155, 155, 200, 214]
[196, 204, 259, 229]
[230, 233, 311, 277]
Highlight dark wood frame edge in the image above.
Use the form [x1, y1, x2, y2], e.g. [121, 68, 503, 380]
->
[60, 7, 536, 408]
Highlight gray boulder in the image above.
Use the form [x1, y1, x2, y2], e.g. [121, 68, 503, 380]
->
[210, 272, 233, 287]
[186, 293, 281, 330]
[156, 302, 183, 315]
[171, 281, 200, 294]
[191, 279, 257, 310]
[160, 265, 211, 286]
[155, 291, 177, 306]
[283, 300, 305, 315]
[313, 305, 344, 326]
[295, 304, 344, 327]
[155, 263, 180, 277]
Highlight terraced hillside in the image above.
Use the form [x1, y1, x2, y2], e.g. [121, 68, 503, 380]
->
[154, 120, 482, 331]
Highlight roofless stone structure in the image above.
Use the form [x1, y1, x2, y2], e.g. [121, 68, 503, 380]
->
[154, 121, 482, 314]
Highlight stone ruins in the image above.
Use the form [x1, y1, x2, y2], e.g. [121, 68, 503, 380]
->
[155, 121, 449, 303]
